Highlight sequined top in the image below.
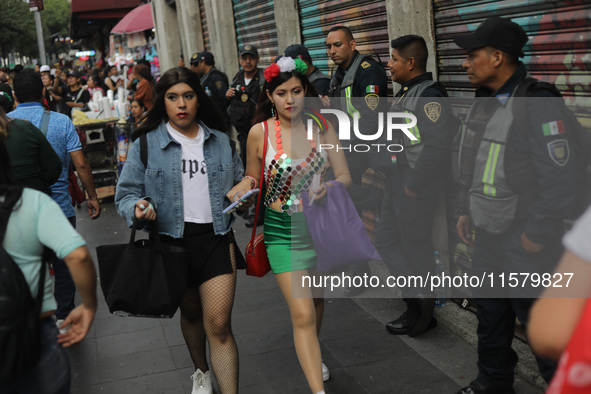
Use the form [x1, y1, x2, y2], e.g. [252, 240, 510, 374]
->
[264, 127, 327, 215]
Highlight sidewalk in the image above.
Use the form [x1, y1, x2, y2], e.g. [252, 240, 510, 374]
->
[69, 202, 545, 393]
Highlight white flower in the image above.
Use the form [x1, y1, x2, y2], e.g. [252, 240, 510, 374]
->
[277, 56, 296, 73]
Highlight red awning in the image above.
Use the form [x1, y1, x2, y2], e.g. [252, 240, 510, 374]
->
[111, 3, 153, 34]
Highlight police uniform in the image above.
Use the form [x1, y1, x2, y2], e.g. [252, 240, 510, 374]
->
[328, 50, 388, 187]
[228, 68, 264, 165]
[283, 44, 331, 97]
[374, 73, 450, 306]
[197, 51, 230, 129]
[308, 67, 330, 96]
[458, 64, 579, 392]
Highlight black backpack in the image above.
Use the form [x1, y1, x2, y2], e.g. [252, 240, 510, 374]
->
[0, 209, 47, 380]
[513, 78, 591, 214]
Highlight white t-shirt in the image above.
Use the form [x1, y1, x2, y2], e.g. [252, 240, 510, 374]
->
[563, 205, 591, 262]
[166, 122, 213, 223]
[244, 77, 252, 86]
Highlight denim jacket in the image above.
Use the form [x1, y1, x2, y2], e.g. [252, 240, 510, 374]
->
[115, 120, 244, 237]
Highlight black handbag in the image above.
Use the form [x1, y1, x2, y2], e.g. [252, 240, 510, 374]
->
[97, 218, 189, 318]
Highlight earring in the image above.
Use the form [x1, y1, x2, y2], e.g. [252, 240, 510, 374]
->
[271, 104, 276, 119]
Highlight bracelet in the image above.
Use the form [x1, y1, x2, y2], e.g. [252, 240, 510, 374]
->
[88, 195, 98, 200]
[243, 175, 259, 189]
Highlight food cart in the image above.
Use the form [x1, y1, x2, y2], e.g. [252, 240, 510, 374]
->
[72, 110, 122, 201]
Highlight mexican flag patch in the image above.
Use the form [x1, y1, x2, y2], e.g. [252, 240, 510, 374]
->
[366, 85, 379, 94]
[542, 120, 565, 136]
[391, 155, 397, 164]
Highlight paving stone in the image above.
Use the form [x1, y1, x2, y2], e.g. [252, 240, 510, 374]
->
[66, 203, 544, 393]
[96, 347, 176, 384]
[96, 326, 168, 359]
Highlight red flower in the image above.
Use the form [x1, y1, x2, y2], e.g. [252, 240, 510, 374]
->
[264, 63, 281, 82]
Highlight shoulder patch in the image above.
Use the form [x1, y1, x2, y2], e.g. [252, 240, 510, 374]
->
[547, 139, 570, 166]
[424, 102, 441, 123]
[361, 61, 371, 69]
[365, 93, 379, 111]
[215, 80, 223, 90]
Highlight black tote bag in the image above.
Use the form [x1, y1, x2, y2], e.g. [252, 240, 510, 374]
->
[97, 218, 189, 318]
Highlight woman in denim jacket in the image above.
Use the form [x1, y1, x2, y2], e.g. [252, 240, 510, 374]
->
[115, 67, 249, 394]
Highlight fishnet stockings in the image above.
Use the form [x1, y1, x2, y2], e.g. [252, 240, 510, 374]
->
[179, 241, 239, 394]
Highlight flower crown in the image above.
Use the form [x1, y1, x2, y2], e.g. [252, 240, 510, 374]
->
[264, 56, 308, 82]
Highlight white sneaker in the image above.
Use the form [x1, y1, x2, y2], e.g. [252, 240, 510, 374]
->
[190, 369, 212, 394]
[322, 361, 330, 382]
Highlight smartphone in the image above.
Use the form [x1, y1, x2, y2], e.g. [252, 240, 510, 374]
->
[222, 188, 259, 214]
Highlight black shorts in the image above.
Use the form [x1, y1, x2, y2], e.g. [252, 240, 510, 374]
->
[161, 223, 245, 288]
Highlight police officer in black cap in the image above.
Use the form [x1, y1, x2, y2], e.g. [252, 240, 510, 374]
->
[226, 44, 265, 227]
[454, 16, 581, 394]
[375, 35, 452, 338]
[225, 44, 264, 167]
[189, 52, 201, 75]
[284, 44, 331, 97]
[194, 51, 230, 129]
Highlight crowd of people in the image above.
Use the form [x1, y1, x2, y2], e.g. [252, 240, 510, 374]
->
[1, 15, 589, 394]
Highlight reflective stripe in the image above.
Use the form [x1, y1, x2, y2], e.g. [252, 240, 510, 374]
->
[345, 86, 359, 118]
[482, 143, 501, 196]
[405, 110, 421, 145]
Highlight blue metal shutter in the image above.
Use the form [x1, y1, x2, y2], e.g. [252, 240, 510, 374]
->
[298, 0, 390, 75]
[434, 0, 591, 283]
[232, 0, 278, 67]
[434, 0, 590, 104]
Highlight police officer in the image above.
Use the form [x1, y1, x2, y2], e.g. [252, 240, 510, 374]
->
[195, 51, 230, 129]
[226, 44, 265, 227]
[189, 52, 201, 75]
[283, 44, 331, 96]
[325, 25, 388, 296]
[225, 44, 264, 166]
[454, 16, 580, 394]
[374, 35, 451, 337]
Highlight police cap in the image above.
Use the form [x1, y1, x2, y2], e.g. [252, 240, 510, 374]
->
[190, 52, 200, 66]
[198, 51, 215, 65]
[239, 45, 258, 57]
[453, 16, 528, 58]
[284, 44, 312, 62]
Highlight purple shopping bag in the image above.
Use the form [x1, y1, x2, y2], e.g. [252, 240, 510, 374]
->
[301, 181, 381, 272]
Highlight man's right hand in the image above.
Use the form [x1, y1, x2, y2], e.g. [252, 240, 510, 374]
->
[226, 87, 236, 100]
[456, 215, 473, 245]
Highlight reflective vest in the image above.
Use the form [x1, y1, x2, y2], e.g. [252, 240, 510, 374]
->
[308, 68, 330, 85]
[328, 53, 372, 119]
[460, 95, 520, 234]
[393, 80, 437, 169]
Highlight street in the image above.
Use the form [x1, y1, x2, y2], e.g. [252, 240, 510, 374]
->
[69, 200, 544, 393]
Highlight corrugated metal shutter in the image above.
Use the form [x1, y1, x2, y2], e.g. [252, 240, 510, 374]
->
[433, 0, 591, 285]
[232, 0, 278, 67]
[200, 0, 210, 52]
[298, 0, 390, 76]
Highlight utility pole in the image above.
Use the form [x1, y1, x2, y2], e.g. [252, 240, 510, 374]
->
[29, 0, 47, 65]
[34, 11, 47, 64]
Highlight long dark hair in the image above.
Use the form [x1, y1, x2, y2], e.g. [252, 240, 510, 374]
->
[132, 67, 225, 140]
[135, 64, 153, 84]
[252, 71, 319, 125]
[0, 136, 24, 226]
